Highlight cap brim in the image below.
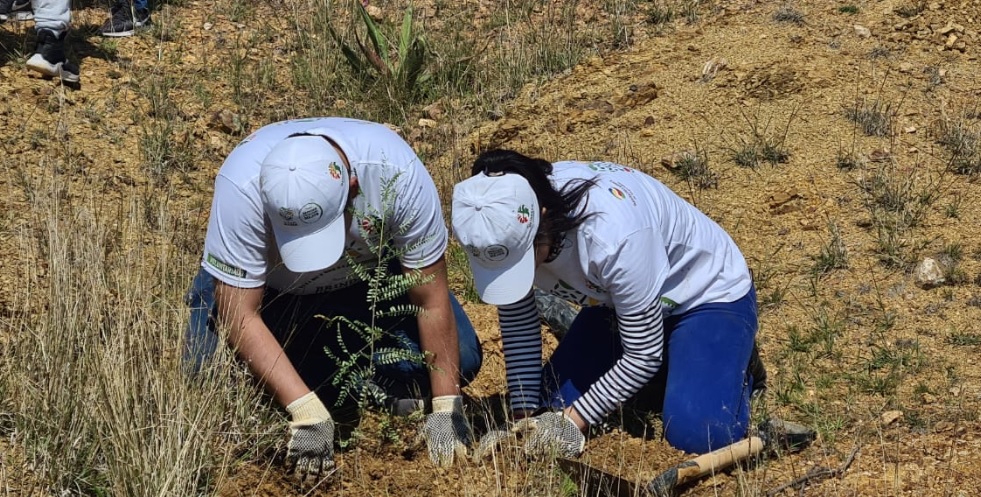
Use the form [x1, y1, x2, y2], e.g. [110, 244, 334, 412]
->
[276, 215, 347, 273]
[469, 246, 536, 306]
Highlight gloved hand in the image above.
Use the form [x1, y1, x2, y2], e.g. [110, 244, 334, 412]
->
[513, 411, 585, 458]
[418, 395, 471, 467]
[285, 391, 335, 477]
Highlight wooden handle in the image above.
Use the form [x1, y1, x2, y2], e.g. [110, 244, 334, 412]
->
[646, 436, 765, 496]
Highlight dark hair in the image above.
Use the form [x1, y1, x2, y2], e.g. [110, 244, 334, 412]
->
[471, 149, 595, 247]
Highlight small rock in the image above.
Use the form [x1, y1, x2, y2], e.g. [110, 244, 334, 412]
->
[366, 4, 383, 20]
[905, 126, 917, 133]
[915, 257, 946, 288]
[208, 109, 238, 134]
[945, 34, 959, 48]
[854, 25, 872, 38]
[868, 149, 892, 162]
[701, 57, 728, 83]
[899, 62, 915, 72]
[882, 410, 903, 425]
[417, 118, 437, 128]
[422, 102, 444, 120]
[922, 393, 938, 404]
[203, 22, 213, 30]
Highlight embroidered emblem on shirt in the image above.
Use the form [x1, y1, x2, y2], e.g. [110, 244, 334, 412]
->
[207, 253, 246, 278]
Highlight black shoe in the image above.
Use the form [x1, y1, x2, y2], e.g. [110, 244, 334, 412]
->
[26, 29, 80, 83]
[0, 0, 33, 21]
[100, 0, 151, 37]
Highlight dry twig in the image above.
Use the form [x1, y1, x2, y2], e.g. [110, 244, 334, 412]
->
[766, 446, 861, 496]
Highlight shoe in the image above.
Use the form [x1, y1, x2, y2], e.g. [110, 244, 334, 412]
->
[100, 0, 151, 37]
[0, 0, 33, 21]
[26, 29, 80, 84]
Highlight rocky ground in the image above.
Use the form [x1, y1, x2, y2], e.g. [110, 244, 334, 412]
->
[3, 0, 981, 495]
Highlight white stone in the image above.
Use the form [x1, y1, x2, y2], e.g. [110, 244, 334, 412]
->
[915, 257, 946, 288]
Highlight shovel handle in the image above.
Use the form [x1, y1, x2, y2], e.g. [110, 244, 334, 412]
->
[646, 436, 765, 496]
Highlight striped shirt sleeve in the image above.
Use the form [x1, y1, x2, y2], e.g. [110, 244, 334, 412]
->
[497, 292, 543, 412]
[571, 301, 664, 424]
[573, 227, 668, 425]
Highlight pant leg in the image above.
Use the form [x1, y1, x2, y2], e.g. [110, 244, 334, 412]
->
[661, 287, 758, 454]
[31, 0, 70, 34]
[373, 292, 483, 398]
[540, 306, 620, 408]
[181, 267, 220, 375]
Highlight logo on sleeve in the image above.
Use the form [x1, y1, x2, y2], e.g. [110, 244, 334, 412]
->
[609, 187, 625, 200]
[207, 253, 246, 278]
[328, 162, 342, 180]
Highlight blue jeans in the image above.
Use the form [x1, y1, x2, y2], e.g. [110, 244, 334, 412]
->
[542, 287, 758, 454]
[183, 267, 483, 407]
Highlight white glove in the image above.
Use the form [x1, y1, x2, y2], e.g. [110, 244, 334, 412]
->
[418, 395, 471, 467]
[285, 392, 335, 477]
[513, 411, 585, 458]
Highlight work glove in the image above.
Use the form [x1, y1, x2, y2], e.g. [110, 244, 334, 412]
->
[285, 391, 335, 478]
[513, 411, 585, 458]
[418, 395, 471, 467]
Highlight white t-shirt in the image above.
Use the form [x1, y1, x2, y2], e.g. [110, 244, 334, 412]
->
[535, 160, 751, 315]
[201, 118, 448, 294]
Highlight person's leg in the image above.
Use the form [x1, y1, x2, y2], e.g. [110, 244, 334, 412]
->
[540, 306, 622, 409]
[100, 0, 151, 37]
[1, 0, 34, 22]
[660, 287, 758, 454]
[181, 267, 220, 375]
[27, 0, 78, 82]
[373, 292, 483, 398]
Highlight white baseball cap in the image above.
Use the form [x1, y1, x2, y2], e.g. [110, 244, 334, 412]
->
[452, 172, 540, 305]
[259, 134, 350, 273]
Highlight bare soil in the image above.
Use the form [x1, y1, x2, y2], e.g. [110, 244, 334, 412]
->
[3, 0, 981, 495]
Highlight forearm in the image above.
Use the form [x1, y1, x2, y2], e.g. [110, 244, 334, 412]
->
[498, 293, 544, 413]
[215, 283, 311, 407]
[227, 319, 311, 407]
[417, 302, 462, 397]
[408, 257, 462, 398]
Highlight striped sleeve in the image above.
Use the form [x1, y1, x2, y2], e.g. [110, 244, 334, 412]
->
[497, 292, 543, 412]
[572, 301, 664, 424]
